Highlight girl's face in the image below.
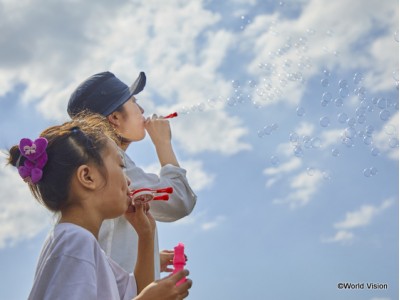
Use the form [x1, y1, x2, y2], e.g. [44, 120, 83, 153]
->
[98, 139, 132, 218]
[117, 97, 146, 142]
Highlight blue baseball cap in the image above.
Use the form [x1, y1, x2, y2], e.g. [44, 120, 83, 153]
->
[67, 71, 146, 117]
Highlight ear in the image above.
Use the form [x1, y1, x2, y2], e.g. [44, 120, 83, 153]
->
[75, 164, 99, 190]
[107, 112, 121, 127]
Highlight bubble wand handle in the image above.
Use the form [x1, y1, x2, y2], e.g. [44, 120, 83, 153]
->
[163, 112, 178, 119]
[172, 242, 187, 286]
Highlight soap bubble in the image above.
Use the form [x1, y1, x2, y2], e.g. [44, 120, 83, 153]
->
[389, 137, 399, 148]
[338, 79, 349, 89]
[320, 116, 330, 127]
[363, 168, 371, 177]
[307, 167, 316, 176]
[334, 98, 344, 107]
[363, 167, 378, 177]
[379, 109, 391, 121]
[248, 80, 257, 88]
[370, 147, 380, 156]
[392, 70, 399, 81]
[353, 72, 364, 85]
[311, 137, 322, 148]
[342, 136, 354, 148]
[321, 78, 330, 87]
[337, 112, 348, 123]
[384, 124, 396, 135]
[370, 166, 378, 176]
[331, 148, 340, 157]
[377, 98, 387, 109]
[289, 132, 299, 143]
[339, 87, 349, 98]
[322, 171, 331, 180]
[357, 115, 366, 124]
[344, 127, 356, 138]
[365, 125, 374, 136]
[323, 69, 331, 77]
[322, 92, 332, 102]
[303, 136, 312, 149]
[355, 106, 367, 116]
[226, 97, 237, 107]
[231, 80, 241, 89]
[347, 117, 356, 127]
[239, 15, 251, 30]
[270, 155, 280, 166]
[263, 125, 273, 135]
[296, 106, 306, 116]
[363, 136, 372, 145]
[306, 28, 316, 35]
[293, 145, 304, 157]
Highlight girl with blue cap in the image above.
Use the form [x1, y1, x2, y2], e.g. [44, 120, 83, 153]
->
[67, 71, 197, 277]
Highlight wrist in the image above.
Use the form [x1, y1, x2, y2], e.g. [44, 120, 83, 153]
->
[137, 230, 154, 240]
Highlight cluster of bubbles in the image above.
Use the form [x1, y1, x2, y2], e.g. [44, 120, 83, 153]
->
[176, 14, 399, 180]
[288, 132, 322, 157]
[257, 123, 279, 137]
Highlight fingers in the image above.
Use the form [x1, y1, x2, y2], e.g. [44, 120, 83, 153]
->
[176, 279, 192, 294]
[169, 269, 189, 283]
[161, 249, 174, 254]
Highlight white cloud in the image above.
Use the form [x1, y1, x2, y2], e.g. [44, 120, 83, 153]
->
[321, 230, 354, 244]
[172, 210, 226, 231]
[334, 199, 394, 230]
[272, 169, 324, 208]
[323, 199, 395, 244]
[173, 111, 252, 155]
[263, 157, 302, 176]
[143, 159, 215, 191]
[0, 154, 53, 249]
[201, 215, 226, 231]
[320, 129, 343, 149]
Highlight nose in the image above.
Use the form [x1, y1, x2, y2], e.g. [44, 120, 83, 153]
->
[125, 174, 131, 187]
[137, 104, 144, 114]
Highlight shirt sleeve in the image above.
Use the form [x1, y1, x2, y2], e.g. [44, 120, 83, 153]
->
[125, 156, 197, 222]
[29, 255, 97, 300]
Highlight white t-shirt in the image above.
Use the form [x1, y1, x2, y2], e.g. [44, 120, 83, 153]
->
[99, 153, 197, 275]
[28, 223, 137, 300]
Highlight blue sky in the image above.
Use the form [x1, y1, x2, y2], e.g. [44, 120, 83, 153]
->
[0, 0, 398, 299]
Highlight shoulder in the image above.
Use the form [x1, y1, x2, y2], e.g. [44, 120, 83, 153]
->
[50, 223, 100, 262]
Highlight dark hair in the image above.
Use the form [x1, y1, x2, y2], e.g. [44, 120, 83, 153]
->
[7, 112, 119, 212]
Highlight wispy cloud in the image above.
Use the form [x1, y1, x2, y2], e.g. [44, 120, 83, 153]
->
[272, 169, 325, 208]
[323, 198, 395, 244]
[334, 199, 394, 230]
[0, 154, 53, 249]
[172, 210, 226, 231]
[143, 159, 215, 191]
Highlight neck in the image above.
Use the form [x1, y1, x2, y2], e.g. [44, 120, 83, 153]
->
[117, 135, 131, 151]
[59, 205, 102, 239]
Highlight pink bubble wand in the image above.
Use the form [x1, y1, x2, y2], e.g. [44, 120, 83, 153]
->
[172, 242, 187, 286]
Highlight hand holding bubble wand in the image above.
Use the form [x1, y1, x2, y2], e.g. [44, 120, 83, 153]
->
[129, 187, 174, 204]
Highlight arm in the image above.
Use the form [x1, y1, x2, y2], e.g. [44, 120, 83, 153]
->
[125, 203, 155, 293]
[125, 156, 197, 222]
[144, 118, 179, 167]
[133, 270, 192, 300]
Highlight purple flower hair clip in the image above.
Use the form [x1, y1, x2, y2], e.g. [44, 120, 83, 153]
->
[17, 137, 48, 184]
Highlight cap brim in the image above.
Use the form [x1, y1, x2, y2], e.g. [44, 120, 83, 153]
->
[129, 72, 146, 95]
